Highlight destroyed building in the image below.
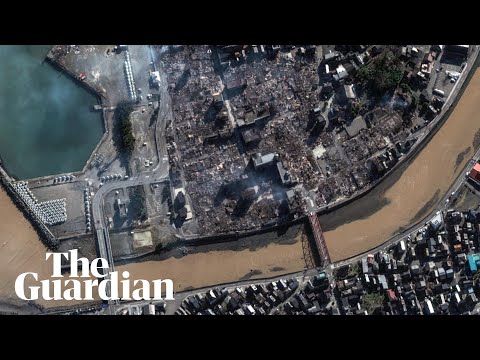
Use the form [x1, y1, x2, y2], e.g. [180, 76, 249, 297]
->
[160, 45, 442, 235]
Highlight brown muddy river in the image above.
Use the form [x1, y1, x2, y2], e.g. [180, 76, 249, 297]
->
[0, 188, 50, 302]
[322, 68, 480, 262]
[2, 69, 480, 307]
[0, 188, 99, 308]
[118, 237, 307, 293]
[0, 188, 305, 306]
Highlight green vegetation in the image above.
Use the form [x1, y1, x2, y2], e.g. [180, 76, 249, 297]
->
[115, 101, 135, 155]
[411, 93, 418, 106]
[129, 186, 148, 221]
[161, 185, 171, 203]
[403, 93, 418, 122]
[419, 102, 429, 116]
[399, 82, 412, 94]
[357, 49, 404, 96]
[362, 292, 385, 314]
[334, 262, 361, 280]
[347, 262, 361, 278]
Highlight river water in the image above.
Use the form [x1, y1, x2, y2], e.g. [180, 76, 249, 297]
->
[2, 58, 480, 308]
[322, 68, 480, 262]
[0, 45, 103, 180]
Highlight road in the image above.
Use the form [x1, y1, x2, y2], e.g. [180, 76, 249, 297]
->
[332, 129, 480, 271]
[331, 46, 480, 269]
[152, 46, 480, 313]
[81, 45, 480, 312]
[91, 45, 172, 303]
[307, 46, 480, 214]
[164, 268, 320, 314]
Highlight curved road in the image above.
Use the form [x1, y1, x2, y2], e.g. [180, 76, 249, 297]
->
[90, 45, 480, 307]
[332, 146, 480, 270]
[91, 48, 172, 301]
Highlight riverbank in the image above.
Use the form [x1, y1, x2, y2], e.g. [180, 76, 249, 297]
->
[0, 188, 50, 303]
[117, 222, 310, 293]
[323, 67, 480, 261]
[0, 186, 102, 309]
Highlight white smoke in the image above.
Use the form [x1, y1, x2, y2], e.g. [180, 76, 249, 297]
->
[380, 95, 408, 111]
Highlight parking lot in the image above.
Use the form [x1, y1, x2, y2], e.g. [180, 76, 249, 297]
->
[145, 182, 171, 219]
[433, 62, 462, 99]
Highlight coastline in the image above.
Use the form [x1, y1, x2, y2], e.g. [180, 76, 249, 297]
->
[0, 45, 479, 311]
[3, 47, 478, 244]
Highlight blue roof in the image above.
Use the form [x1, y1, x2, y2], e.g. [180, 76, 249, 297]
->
[468, 254, 480, 272]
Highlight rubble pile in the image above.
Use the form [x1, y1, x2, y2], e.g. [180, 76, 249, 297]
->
[159, 45, 450, 235]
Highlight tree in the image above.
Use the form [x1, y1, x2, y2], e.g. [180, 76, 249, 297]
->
[161, 185, 171, 203]
[411, 94, 418, 106]
[362, 292, 385, 314]
[347, 262, 361, 278]
[129, 186, 148, 221]
[350, 102, 361, 119]
[400, 82, 412, 94]
[356, 48, 404, 96]
[114, 101, 136, 155]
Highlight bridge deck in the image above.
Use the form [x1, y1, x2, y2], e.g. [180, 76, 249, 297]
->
[308, 213, 331, 266]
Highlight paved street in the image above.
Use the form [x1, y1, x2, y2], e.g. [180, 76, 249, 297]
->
[161, 46, 480, 314]
[91, 46, 172, 302]
[164, 268, 320, 315]
[333, 119, 480, 270]
[53, 45, 480, 314]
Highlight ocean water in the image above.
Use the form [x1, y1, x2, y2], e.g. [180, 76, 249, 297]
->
[0, 45, 103, 179]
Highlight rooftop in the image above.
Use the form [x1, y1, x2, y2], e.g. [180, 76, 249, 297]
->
[344, 116, 367, 138]
[469, 163, 480, 182]
[252, 153, 277, 169]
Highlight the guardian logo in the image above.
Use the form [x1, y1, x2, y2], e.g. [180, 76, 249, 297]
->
[15, 250, 174, 301]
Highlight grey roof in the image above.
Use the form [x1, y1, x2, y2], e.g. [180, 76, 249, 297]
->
[253, 153, 276, 169]
[324, 51, 339, 62]
[344, 84, 356, 99]
[286, 189, 295, 199]
[344, 116, 367, 138]
[277, 162, 291, 185]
